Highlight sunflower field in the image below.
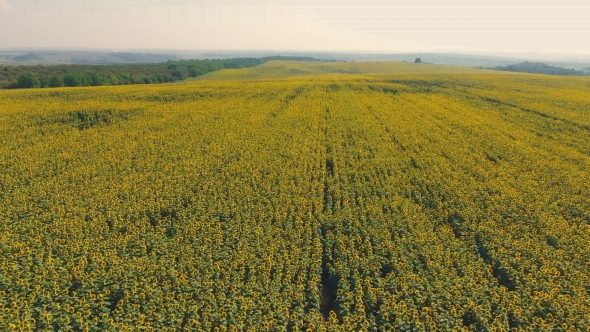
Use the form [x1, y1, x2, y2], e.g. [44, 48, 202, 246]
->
[1, 61, 589, 331]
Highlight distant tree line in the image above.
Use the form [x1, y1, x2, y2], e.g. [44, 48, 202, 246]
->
[1, 56, 322, 89]
[489, 61, 589, 76]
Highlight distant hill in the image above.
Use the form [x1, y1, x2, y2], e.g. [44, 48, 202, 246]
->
[490, 61, 588, 76]
[198, 60, 494, 81]
[10, 53, 44, 62]
[2, 50, 589, 71]
[0, 51, 183, 65]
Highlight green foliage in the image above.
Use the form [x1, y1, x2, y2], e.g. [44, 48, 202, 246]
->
[17, 72, 41, 88]
[170, 69, 186, 80]
[492, 61, 589, 76]
[0, 56, 323, 89]
[63, 72, 89, 87]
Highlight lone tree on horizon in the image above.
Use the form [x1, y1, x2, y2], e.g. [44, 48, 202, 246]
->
[414, 58, 422, 63]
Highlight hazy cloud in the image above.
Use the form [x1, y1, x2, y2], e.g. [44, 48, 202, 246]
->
[0, 0, 588, 56]
[0, 0, 13, 12]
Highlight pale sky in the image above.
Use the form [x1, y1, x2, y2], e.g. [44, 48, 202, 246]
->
[1, 0, 589, 56]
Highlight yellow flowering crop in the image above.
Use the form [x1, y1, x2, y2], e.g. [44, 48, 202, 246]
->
[1, 61, 589, 331]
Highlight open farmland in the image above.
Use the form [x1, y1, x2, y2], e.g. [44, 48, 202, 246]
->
[1, 61, 590, 331]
